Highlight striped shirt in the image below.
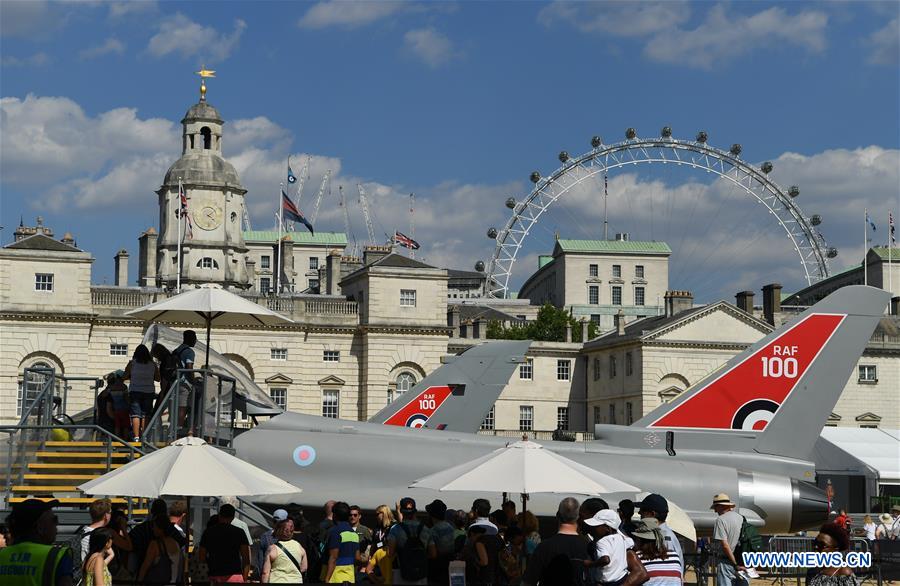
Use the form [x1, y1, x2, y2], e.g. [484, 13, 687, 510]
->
[637, 548, 683, 586]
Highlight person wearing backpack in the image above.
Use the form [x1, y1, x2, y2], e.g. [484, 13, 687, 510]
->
[387, 497, 434, 585]
[711, 493, 748, 586]
[323, 502, 364, 584]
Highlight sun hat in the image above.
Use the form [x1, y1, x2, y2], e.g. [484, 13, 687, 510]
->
[710, 493, 736, 509]
[880, 513, 893, 524]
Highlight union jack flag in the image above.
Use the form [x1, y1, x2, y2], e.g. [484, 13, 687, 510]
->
[891, 211, 896, 244]
[393, 231, 420, 250]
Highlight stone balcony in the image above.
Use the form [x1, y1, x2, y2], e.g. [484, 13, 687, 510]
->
[90, 286, 359, 326]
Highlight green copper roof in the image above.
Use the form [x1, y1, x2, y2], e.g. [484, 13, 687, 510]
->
[556, 239, 672, 254]
[243, 231, 348, 245]
[871, 246, 899, 261]
[538, 255, 554, 268]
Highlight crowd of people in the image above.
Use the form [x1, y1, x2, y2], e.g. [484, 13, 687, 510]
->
[0, 491, 894, 585]
[95, 330, 199, 442]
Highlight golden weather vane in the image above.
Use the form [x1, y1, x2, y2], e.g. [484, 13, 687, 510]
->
[196, 65, 216, 101]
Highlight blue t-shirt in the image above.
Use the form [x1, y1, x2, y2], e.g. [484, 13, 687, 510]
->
[326, 521, 359, 568]
[174, 344, 195, 369]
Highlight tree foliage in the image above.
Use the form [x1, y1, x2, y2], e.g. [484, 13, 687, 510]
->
[486, 304, 597, 343]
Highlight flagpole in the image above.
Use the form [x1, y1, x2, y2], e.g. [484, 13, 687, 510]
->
[409, 193, 415, 260]
[864, 207, 868, 286]
[603, 172, 609, 240]
[890, 210, 894, 295]
[177, 177, 183, 292]
[277, 184, 284, 294]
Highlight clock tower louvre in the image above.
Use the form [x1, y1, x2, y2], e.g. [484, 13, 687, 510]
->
[155, 88, 250, 290]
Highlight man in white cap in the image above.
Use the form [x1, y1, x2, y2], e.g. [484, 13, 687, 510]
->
[583, 509, 647, 586]
[257, 508, 289, 576]
[711, 493, 747, 586]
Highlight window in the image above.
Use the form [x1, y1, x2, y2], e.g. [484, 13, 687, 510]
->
[612, 264, 621, 278]
[519, 359, 533, 380]
[608, 404, 616, 425]
[519, 406, 533, 432]
[197, 257, 218, 269]
[593, 406, 601, 426]
[635, 265, 644, 278]
[588, 285, 599, 305]
[589, 264, 598, 277]
[34, 273, 53, 292]
[322, 390, 339, 419]
[309, 257, 319, 270]
[400, 289, 417, 307]
[557, 407, 569, 430]
[109, 343, 128, 356]
[309, 278, 319, 290]
[17, 362, 50, 417]
[635, 286, 645, 306]
[557, 360, 571, 381]
[261, 255, 271, 269]
[609, 356, 617, 378]
[590, 314, 601, 324]
[260, 277, 271, 294]
[323, 350, 340, 362]
[858, 365, 877, 382]
[481, 405, 495, 431]
[611, 286, 622, 305]
[626, 402, 633, 425]
[271, 348, 288, 360]
[269, 388, 287, 410]
[593, 357, 600, 381]
[625, 352, 633, 376]
[396, 372, 416, 395]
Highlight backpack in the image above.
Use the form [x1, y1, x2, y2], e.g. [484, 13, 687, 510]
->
[398, 522, 428, 581]
[736, 515, 762, 558]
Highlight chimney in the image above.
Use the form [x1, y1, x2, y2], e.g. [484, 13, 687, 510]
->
[280, 237, 294, 292]
[664, 290, 694, 317]
[616, 309, 626, 335]
[448, 305, 461, 336]
[363, 245, 392, 266]
[326, 250, 342, 295]
[762, 283, 782, 326]
[60, 232, 76, 247]
[245, 258, 256, 288]
[565, 323, 572, 343]
[473, 318, 484, 340]
[891, 296, 899, 316]
[138, 228, 158, 287]
[114, 249, 129, 286]
[581, 318, 589, 342]
[735, 290, 755, 315]
[460, 319, 471, 339]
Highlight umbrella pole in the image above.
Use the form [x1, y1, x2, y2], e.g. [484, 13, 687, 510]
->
[522, 492, 528, 514]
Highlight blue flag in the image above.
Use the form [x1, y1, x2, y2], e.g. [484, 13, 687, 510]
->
[282, 190, 313, 234]
[287, 165, 297, 184]
[866, 212, 876, 232]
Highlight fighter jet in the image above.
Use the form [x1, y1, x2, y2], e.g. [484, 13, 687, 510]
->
[234, 285, 889, 533]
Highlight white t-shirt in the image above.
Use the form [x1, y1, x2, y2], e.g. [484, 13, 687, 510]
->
[594, 531, 634, 583]
[863, 522, 876, 540]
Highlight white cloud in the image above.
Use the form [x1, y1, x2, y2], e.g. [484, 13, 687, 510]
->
[298, 1, 406, 30]
[108, 1, 157, 19]
[866, 18, 899, 65]
[0, 0, 50, 38]
[538, 1, 690, 36]
[79, 38, 126, 60]
[1, 52, 51, 67]
[643, 5, 828, 69]
[146, 13, 246, 62]
[403, 27, 459, 68]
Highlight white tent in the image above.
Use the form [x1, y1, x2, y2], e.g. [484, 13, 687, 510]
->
[820, 428, 900, 485]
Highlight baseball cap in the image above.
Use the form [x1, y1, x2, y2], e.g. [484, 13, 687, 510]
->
[425, 499, 447, 519]
[638, 494, 669, 515]
[710, 493, 736, 509]
[584, 509, 621, 529]
[273, 509, 289, 522]
[399, 497, 417, 514]
[9, 499, 59, 530]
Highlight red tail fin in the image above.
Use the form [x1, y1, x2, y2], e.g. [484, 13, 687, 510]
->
[383, 386, 454, 428]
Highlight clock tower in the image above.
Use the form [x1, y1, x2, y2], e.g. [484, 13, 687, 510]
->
[156, 75, 250, 290]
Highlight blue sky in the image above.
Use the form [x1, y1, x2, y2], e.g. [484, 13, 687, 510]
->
[2, 1, 898, 301]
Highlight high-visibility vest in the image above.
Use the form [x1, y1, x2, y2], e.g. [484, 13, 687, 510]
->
[0, 541, 68, 586]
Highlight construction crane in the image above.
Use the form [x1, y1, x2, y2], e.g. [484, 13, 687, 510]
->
[339, 185, 358, 257]
[357, 183, 376, 245]
[241, 204, 252, 231]
[310, 169, 331, 225]
[294, 156, 311, 207]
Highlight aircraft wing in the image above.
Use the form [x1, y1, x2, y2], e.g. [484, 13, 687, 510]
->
[367, 340, 531, 432]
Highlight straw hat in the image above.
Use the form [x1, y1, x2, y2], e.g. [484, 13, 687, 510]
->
[710, 493, 736, 509]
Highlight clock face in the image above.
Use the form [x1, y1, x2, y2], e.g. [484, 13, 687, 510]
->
[194, 205, 223, 231]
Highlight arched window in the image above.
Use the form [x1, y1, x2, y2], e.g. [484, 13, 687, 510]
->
[396, 372, 416, 394]
[200, 127, 212, 149]
[197, 257, 219, 269]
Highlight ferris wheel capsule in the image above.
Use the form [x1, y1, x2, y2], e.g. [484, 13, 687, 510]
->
[591, 136, 602, 148]
[696, 131, 708, 143]
[505, 197, 517, 209]
[559, 151, 570, 163]
[475, 261, 485, 272]
[730, 144, 742, 157]
[625, 128, 637, 139]
[661, 126, 672, 138]
[811, 214, 822, 226]
[761, 161, 773, 174]
[789, 186, 800, 198]
[529, 171, 541, 183]
[487, 227, 498, 239]
[827, 247, 838, 258]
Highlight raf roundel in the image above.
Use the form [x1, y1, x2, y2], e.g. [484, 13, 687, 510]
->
[405, 414, 429, 428]
[293, 444, 317, 467]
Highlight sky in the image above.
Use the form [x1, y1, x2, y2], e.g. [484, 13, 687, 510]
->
[1, 0, 898, 302]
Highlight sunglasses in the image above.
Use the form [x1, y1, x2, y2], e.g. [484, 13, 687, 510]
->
[350, 512, 360, 517]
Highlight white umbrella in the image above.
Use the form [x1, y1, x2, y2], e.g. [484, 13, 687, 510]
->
[633, 492, 696, 543]
[125, 286, 294, 368]
[78, 436, 301, 497]
[410, 438, 639, 511]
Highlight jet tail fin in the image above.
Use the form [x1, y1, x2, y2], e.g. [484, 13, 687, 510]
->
[637, 286, 889, 461]
[368, 340, 531, 433]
